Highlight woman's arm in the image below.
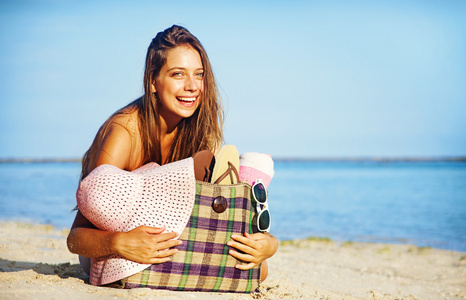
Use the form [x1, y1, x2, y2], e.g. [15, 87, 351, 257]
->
[67, 211, 181, 263]
[67, 122, 181, 263]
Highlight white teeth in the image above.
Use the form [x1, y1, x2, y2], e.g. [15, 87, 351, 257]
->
[178, 97, 196, 102]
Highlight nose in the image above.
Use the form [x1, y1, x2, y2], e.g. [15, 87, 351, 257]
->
[184, 76, 198, 92]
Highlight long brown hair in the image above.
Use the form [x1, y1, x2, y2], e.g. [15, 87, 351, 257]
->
[80, 25, 223, 180]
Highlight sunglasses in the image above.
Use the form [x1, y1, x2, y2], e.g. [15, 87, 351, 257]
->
[252, 179, 271, 232]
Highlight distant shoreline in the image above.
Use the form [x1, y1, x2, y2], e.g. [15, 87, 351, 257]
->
[0, 158, 81, 163]
[1, 156, 465, 163]
[273, 156, 466, 162]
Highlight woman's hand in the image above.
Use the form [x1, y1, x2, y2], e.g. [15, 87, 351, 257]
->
[112, 225, 182, 264]
[227, 232, 278, 270]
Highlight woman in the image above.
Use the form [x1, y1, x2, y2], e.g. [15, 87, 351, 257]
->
[67, 25, 278, 283]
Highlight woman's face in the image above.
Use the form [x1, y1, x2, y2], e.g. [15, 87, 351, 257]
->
[152, 45, 204, 126]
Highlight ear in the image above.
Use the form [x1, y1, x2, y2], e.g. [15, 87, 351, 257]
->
[150, 80, 156, 93]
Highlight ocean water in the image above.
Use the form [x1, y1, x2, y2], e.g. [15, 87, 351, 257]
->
[0, 160, 465, 252]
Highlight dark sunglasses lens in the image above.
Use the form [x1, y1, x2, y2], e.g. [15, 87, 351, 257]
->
[258, 209, 270, 231]
[253, 183, 267, 203]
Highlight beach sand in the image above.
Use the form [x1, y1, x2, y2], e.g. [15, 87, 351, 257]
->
[0, 222, 465, 300]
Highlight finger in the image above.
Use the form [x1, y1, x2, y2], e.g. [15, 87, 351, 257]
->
[227, 240, 255, 255]
[230, 234, 255, 247]
[151, 231, 179, 242]
[227, 241, 254, 254]
[142, 226, 167, 234]
[234, 262, 256, 270]
[141, 246, 180, 264]
[244, 232, 265, 239]
[152, 239, 182, 251]
[145, 256, 172, 264]
[229, 249, 254, 262]
[155, 247, 179, 258]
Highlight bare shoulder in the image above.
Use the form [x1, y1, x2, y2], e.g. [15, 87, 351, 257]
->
[109, 107, 140, 136]
[94, 121, 132, 170]
[95, 108, 138, 170]
[96, 106, 142, 170]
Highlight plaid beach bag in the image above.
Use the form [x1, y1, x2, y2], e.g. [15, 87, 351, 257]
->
[121, 181, 262, 293]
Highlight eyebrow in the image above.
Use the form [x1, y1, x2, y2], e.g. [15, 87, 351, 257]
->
[167, 67, 204, 72]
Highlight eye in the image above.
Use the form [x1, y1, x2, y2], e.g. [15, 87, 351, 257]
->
[196, 71, 204, 78]
[171, 72, 184, 77]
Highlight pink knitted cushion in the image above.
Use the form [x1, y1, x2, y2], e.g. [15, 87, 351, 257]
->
[76, 158, 196, 285]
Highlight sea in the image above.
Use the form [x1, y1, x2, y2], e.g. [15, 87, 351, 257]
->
[0, 160, 465, 252]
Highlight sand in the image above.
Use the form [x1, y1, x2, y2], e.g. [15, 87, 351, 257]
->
[0, 222, 465, 300]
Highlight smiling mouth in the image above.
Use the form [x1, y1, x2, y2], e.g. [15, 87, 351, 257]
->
[177, 96, 196, 103]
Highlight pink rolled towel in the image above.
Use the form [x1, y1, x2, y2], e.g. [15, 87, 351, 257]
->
[238, 152, 275, 188]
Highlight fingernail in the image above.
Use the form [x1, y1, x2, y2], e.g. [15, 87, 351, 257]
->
[231, 235, 237, 239]
[227, 241, 232, 246]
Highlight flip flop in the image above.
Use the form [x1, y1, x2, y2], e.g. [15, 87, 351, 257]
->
[192, 150, 216, 182]
[214, 161, 240, 185]
[211, 145, 240, 185]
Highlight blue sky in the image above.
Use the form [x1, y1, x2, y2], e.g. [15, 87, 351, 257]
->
[1, 0, 465, 159]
